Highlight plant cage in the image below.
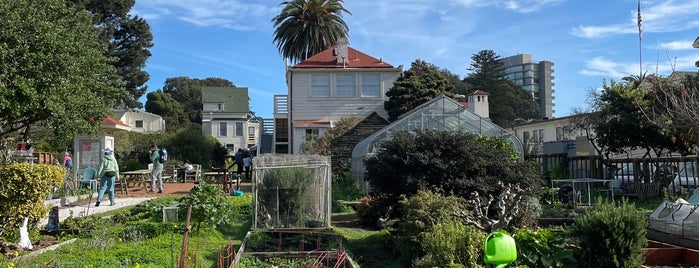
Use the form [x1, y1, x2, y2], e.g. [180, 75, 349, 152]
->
[252, 154, 332, 229]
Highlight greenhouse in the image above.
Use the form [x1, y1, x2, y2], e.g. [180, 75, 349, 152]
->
[351, 94, 523, 193]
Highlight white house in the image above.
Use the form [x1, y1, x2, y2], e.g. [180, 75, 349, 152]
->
[282, 38, 403, 154]
[201, 86, 257, 151]
[112, 109, 166, 133]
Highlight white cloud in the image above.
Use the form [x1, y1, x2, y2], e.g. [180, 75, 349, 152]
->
[657, 40, 697, 50]
[571, 0, 699, 39]
[132, 0, 275, 31]
[580, 57, 637, 78]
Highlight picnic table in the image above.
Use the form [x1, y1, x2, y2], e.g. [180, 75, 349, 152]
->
[120, 169, 151, 194]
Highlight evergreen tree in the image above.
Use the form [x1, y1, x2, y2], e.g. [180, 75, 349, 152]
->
[161, 77, 235, 124]
[384, 59, 455, 121]
[144, 91, 190, 132]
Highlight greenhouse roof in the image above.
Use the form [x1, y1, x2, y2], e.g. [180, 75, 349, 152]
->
[351, 94, 523, 192]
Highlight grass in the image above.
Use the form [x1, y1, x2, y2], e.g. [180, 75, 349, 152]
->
[334, 225, 404, 268]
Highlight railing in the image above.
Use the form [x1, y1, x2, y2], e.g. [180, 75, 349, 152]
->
[274, 95, 288, 114]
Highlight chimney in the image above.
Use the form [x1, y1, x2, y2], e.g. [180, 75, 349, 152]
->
[337, 37, 348, 66]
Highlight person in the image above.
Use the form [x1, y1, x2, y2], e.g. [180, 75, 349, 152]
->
[243, 153, 252, 181]
[62, 152, 73, 169]
[234, 148, 244, 178]
[95, 147, 119, 207]
[149, 144, 164, 193]
[178, 161, 194, 183]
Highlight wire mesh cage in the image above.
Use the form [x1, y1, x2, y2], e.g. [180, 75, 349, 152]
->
[163, 205, 179, 222]
[252, 155, 331, 229]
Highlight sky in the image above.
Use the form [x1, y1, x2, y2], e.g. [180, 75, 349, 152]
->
[131, 0, 699, 119]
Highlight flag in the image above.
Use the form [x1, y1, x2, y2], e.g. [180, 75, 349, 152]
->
[637, 0, 642, 41]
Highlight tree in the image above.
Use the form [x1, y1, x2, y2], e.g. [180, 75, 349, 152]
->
[363, 130, 541, 199]
[593, 79, 675, 158]
[161, 77, 235, 123]
[463, 49, 507, 86]
[440, 68, 470, 95]
[272, 0, 351, 64]
[0, 0, 124, 144]
[463, 50, 540, 126]
[67, 0, 153, 109]
[144, 91, 190, 131]
[384, 59, 455, 121]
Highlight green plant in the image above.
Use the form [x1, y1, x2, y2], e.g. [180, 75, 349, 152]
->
[332, 170, 363, 213]
[396, 190, 470, 265]
[418, 219, 484, 268]
[178, 181, 233, 232]
[514, 228, 577, 268]
[571, 198, 647, 267]
[257, 167, 315, 228]
[0, 163, 63, 236]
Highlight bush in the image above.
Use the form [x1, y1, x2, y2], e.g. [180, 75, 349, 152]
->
[332, 171, 363, 213]
[571, 198, 647, 267]
[363, 130, 541, 204]
[0, 163, 63, 236]
[178, 181, 233, 232]
[514, 228, 577, 268]
[355, 194, 399, 228]
[395, 190, 470, 265]
[418, 219, 484, 268]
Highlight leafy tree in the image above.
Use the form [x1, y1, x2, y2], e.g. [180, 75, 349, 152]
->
[384, 59, 455, 121]
[272, 0, 351, 64]
[440, 68, 470, 95]
[67, 0, 153, 109]
[593, 79, 674, 158]
[463, 50, 540, 126]
[0, 0, 124, 144]
[300, 116, 362, 155]
[363, 130, 541, 200]
[161, 77, 235, 123]
[144, 91, 189, 131]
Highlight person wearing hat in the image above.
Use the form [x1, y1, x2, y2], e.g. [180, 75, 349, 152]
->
[95, 147, 119, 207]
[62, 152, 73, 169]
[149, 145, 164, 193]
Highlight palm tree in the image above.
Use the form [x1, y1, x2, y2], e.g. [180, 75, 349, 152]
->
[272, 0, 351, 64]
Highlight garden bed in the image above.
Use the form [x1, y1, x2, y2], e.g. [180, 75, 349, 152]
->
[234, 229, 358, 268]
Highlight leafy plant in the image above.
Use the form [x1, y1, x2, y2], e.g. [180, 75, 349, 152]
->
[571, 198, 647, 267]
[0, 163, 63, 236]
[257, 167, 315, 228]
[418, 219, 484, 268]
[332, 170, 363, 213]
[514, 228, 577, 268]
[178, 181, 233, 232]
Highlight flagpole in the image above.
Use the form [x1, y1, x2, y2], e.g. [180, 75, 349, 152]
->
[638, 0, 643, 77]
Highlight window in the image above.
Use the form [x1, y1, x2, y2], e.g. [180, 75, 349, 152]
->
[235, 122, 243, 136]
[523, 131, 530, 142]
[556, 127, 562, 141]
[305, 128, 320, 141]
[248, 126, 255, 139]
[311, 74, 330, 97]
[336, 74, 355, 97]
[135, 120, 143, 128]
[361, 74, 381, 97]
[538, 129, 544, 142]
[219, 122, 227, 136]
[217, 103, 224, 111]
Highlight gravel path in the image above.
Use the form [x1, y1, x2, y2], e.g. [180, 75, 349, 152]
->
[41, 194, 155, 226]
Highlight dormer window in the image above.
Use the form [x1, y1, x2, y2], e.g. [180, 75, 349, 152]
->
[217, 103, 224, 111]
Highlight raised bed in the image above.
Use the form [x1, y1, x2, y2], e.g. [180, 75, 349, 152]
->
[645, 240, 699, 266]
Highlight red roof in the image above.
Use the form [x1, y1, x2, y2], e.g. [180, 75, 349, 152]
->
[104, 116, 129, 127]
[293, 45, 394, 68]
[469, 90, 490, 96]
[294, 120, 331, 127]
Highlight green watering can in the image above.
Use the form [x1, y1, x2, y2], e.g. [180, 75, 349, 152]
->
[484, 231, 517, 268]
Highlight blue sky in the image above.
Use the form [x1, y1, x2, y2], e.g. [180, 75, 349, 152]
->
[132, 0, 699, 119]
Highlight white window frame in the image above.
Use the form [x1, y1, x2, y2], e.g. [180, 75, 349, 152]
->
[219, 122, 227, 137]
[361, 74, 381, 97]
[135, 120, 143, 128]
[336, 74, 356, 97]
[235, 122, 244, 136]
[310, 74, 330, 97]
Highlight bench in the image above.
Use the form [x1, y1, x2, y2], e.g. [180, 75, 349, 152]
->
[619, 183, 662, 199]
[162, 165, 176, 183]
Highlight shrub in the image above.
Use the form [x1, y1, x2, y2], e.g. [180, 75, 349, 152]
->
[178, 181, 233, 232]
[363, 130, 542, 207]
[332, 170, 363, 213]
[514, 228, 577, 268]
[571, 198, 647, 267]
[0, 163, 63, 236]
[355, 194, 399, 228]
[395, 190, 470, 265]
[418, 219, 484, 268]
